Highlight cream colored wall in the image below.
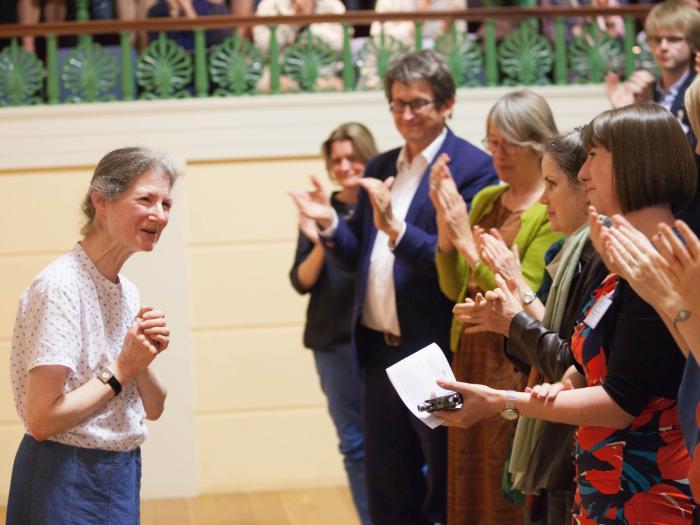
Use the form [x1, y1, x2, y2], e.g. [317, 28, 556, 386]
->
[0, 85, 611, 502]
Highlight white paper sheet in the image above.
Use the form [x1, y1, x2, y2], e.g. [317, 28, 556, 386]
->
[385, 342, 457, 429]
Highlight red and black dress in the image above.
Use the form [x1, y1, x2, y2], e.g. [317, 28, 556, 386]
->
[569, 273, 695, 524]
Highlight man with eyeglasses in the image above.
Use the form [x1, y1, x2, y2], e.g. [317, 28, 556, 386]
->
[291, 49, 496, 525]
[606, 0, 700, 134]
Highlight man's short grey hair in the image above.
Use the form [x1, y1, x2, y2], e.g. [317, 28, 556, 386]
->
[80, 146, 179, 235]
[384, 50, 456, 109]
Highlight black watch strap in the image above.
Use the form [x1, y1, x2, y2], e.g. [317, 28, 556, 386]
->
[97, 366, 122, 395]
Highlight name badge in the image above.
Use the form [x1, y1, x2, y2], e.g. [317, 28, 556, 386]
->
[584, 293, 613, 329]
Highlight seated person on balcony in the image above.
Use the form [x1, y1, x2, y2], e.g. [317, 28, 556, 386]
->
[253, 0, 345, 91]
[147, 0, 231, 50]
[540, 0, 624, 42]
[369, 0, 466, 49]
[252, 0, 345, 54]
[17, 0, 66, 53]
[605, 0, 700, 135]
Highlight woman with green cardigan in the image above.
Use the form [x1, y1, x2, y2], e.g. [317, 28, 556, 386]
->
[429, 90, 563, 525]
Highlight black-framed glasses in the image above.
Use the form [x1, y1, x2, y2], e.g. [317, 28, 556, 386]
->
[389, 99, 435, 114]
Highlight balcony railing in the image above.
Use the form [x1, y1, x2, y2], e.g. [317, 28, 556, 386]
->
[0, 6, 653, 107]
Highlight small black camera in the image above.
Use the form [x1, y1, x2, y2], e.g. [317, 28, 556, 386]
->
[417, 392, 463, 413]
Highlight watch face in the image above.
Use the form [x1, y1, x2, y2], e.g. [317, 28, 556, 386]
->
[98, 368, 112, 382]
[523, 292, 536, 305]
[500, 408, 519, 421]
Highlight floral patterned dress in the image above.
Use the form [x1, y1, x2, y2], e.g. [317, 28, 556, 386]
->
[569, 273, 695, 524]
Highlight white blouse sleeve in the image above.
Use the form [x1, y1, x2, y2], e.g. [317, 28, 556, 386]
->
[16, 278, 83, 373]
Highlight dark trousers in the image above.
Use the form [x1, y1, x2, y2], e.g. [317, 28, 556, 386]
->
[358, 327, 447, 525]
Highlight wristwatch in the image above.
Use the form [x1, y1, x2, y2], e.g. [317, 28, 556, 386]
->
[500, 390, 519, 421]
[522, 291, 537, 306]
[673, 308, 691, 328]
[96, 366, 122, 396]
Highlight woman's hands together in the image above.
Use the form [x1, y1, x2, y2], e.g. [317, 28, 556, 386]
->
[478, 228, 527, 292]
[115, 307, 169, 383]
[452, 274, 524, 337]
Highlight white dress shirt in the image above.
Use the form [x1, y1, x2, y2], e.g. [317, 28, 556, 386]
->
[360, 128, 447, 335]
[657, 70, 691, 134]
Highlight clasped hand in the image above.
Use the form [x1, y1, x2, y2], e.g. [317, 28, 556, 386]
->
[117, 307, 170, 382]
[452, 274, 523, 337]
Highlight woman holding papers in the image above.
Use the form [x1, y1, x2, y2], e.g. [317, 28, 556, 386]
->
[430, 90, 562, 525]
[451, 129, 597, 524]
[437, 103, 697, 523]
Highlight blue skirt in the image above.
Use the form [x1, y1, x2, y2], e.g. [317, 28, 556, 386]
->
[7, 434, 141, 525]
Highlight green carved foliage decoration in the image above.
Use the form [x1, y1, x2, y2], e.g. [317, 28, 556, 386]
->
[355, 32, 406, 90]
[434, 26, 483, 87]
[62, 40, 117, 103]
[499, 20, 553, 85]
[634, 41, 659, 78]
[210, 32, 264, 96]
[281, 32, 341, 92]
[0, 40, 45, 106]
[137, 33, 193, 99]
[568, 22, 623, 83]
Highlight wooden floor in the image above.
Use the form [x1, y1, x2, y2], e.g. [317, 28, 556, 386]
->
[0, 487, 361, 525]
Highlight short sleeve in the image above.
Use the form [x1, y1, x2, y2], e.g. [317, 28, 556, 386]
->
[603, 282, 685, 416]
[16, 278, 82, 373]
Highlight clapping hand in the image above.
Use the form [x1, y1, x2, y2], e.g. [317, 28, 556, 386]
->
[452, 274, 523, 337]
[587, 206, 621, 274]
[289, 175, 334, 229]
[602, 215, 677, 312]
[604, 70, 655, 109]
[298, 213, 320, 245]
[429, 154, 475, 261]
[357, 176, 401, 242]
[478, 229, 525, 291]
[656, 220, 700, 315]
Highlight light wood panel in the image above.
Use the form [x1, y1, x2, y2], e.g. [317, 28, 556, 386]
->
[187, 244, 307, 329]
[0, 487, 360, 525]
[192, 327, 323, 413]
[0, 254, 66, 338]
[0, 342, 18, 424]
[184, 158, 328, 245]
[0, 169, 89, 254]
[195, 409, 344, 494]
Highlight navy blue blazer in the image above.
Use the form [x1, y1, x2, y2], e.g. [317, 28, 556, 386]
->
[322, 128, 498, 367]
[661, 68, 696, 134]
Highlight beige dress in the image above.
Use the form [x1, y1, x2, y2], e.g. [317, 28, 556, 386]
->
[447, 197, 527, 525]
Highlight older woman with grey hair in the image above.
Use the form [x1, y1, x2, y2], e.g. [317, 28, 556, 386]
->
[430, 89, 562, 525]
[6, 146, 177, 525]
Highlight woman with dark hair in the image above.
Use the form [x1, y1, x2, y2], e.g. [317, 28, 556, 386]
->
[436, 103, 697, 523]
[590, 76, 700, 503]
[453, 130, 596, 524]
[7, 147, 177, 524]
[289, 122, 378, 525]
